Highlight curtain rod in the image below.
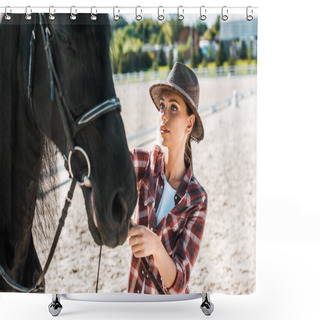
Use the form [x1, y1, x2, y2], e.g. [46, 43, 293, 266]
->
[0, 6, 258, 15]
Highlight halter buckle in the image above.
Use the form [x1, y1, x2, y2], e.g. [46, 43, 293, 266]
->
[68, 146, 92, 188]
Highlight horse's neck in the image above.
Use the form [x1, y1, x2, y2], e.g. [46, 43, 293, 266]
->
[1, 97, 43, 249]
[0, 19, 44, 275]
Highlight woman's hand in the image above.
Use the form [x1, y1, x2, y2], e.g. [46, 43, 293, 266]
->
[128, 225, 161, 258]
[128, 224, 178, 289]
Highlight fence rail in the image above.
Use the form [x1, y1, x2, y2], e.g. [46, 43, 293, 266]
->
[113, 64, 257, 84]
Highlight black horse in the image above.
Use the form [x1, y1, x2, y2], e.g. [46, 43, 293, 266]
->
[0, 13, 137, 292]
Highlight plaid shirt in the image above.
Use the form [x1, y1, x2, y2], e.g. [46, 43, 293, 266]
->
[127, 145, 207, 294]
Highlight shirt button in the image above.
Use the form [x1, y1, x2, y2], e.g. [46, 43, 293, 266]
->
[142, 270, 145, 275]
[146, 274, 149, 279]
[161, 185, 163, 189]
[137, 290, 140, 293]
[151, 227, 154, 232]
[173, 225, 178, 231]
[144, 201, 147, 206]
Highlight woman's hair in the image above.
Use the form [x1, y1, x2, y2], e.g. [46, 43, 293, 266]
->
[185, 104, 194, 168]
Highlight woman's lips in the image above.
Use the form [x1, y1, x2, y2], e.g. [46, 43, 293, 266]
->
[160, 125, 170, 134]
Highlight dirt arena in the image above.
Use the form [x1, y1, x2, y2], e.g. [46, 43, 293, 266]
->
[33, 74, 256, 295]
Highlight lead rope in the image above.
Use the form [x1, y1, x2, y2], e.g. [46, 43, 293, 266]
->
[141, 257, 164, 294]
[0, 177, 77, 293]
[95, 246, 102, 293]
[28, 177, 77, 292]
[129, 222, 164, 294]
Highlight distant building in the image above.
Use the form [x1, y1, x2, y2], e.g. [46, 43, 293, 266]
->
[219, 18, 258, 59]
[199, 18, 258, 61]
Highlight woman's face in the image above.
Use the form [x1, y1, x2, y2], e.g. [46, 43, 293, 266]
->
[158, 90, 195, 150]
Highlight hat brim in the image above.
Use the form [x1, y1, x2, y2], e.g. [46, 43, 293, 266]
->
[149, 83, 204, 142]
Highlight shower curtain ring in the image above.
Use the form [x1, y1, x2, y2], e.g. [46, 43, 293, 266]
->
[113, 6, 120, 21]
[200, 6, 207, 21]
[49, 6, 55, 20]
[158, 6, 164, 21]
[177, 6, 184, 21]
[221, 6, 228, 21]
[135, 6, 142, 21]
[246, 6, 254, 21]
[90, 6, 97, 20]
[5, 6, 12, 20]
[70, 6, 77, 20]
[25, 6, 32, 20]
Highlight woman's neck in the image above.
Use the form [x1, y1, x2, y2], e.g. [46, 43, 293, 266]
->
[163, 145, 186, 189]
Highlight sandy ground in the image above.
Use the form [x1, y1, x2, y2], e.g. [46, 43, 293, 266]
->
[33, 75, 256, 295]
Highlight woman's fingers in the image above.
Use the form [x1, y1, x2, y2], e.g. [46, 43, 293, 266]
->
[130, 243, 145, 257]
[128, 225, 144, 238]
[128, 235, 140, 246]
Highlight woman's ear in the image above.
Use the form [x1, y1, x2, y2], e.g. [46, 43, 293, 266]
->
[186, 114, 195, 134]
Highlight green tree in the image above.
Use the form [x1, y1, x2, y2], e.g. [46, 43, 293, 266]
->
[168, 49, 174, 69]
[203, 27, 216, 41]
[201, 55, 208, 68]
[161, 21, 173, 45]
[215, 16, 220, 34]
[168, 18, 184, 43]
[215, 41, 227, 67]
[157, 48, 167, 66]
[152, 59, 159, 71]
[195, 21, 208, 37]
[191, 50, 199, 68]
[229, 53, 235, 66]
[240, 40, 247, 60]
[111, 15, 129, 31]
[177, 48, 185, 63]
[247, 41, 253, 63]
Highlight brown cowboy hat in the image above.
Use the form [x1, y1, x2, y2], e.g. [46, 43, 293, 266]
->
[149, 62, 204, 142]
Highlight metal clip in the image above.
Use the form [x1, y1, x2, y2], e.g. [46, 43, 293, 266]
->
[200, 6, 207, 21]
[158, 6, 164, 21]
[49, 6, 55, 20]
[177, 6, 184, 21]
[68, 146, 92, 188]
[70, 6, 77, 21]
[246, 6, 254, 21]
[221, 6, 228, 21]
[135, 6, 142, 21]
[113, 6, 120, 21]
[25, 6, 32, 20]
[90, 6, 97, 21]
[5, 6, 12, 21]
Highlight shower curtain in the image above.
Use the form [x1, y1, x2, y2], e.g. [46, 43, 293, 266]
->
[0, 8, 257, 297]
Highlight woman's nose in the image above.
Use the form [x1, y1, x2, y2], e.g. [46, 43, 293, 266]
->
[160, 107, 168, 122]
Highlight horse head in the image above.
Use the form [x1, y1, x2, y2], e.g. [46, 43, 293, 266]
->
[28, 14, 137, 248]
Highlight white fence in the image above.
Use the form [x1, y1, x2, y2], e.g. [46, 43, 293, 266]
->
[113, 64, 257, 84]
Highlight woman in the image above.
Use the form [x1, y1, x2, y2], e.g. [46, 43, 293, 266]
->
[128, 62, 207, 294]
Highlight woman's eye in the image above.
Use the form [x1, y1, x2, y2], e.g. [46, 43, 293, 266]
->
[159, 103, 165, 110]
[171, 104, 177, 111]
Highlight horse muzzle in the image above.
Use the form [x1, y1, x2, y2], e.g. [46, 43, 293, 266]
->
[87, 189, 130, 248]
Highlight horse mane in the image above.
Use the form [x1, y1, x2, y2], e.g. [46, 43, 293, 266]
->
[32, 138, 61, 254]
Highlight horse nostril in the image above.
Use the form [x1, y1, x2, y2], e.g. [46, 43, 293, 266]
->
[112, 192, 127, 224]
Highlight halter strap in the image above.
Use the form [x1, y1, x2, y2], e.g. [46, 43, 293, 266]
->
[38, 13, 121, 154]
[72, 98, 121, 137]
